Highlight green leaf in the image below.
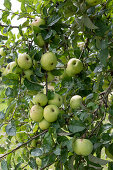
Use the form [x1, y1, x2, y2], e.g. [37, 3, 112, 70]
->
[29, 157, 37, 169]
[51, 69, 64, 76]
[5, 121, 16, 136]
[22, 20, 29, 28]
[2, 73, 19, 85]
[98, 48, 108, 66]
[4, 0, 11, 10]
[24, 79, 43, 91]
[1, 160, 8, 170]
[82, 15, 98, 29]
[0, 111, 5, 119]
[69, 120, 86, 133]
[0, 146, 6, 154]
[88, 154, 109, 166]
[53, 146, 61, 155]
[48, 15, 61, 26]
[5, 87, 13, 97]
[30, 148, 44, 157]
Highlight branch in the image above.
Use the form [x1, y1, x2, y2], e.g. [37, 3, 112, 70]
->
[0, 130, 48, 160]
[0, 23, 19, 28]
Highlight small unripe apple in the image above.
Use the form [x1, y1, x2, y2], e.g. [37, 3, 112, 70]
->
[0, 48, 6, 56]
[40, 52, 57, 71]
[86, 0, 101, 6]
[48, 93, 63, 107]
[33, 93, 48, 106]
[17, 53, 32, 70]
[31, 17, 45, 32]
[2, 61, 16, 75]
[39, 119, 50, 130]
[36, 34, 45, 47]
[23, 69, 33, 80]
[66, 58, 83, 77]
[36, 157, 42, 166]
[30, 105, 43, 122]
[43, 105, 59, 122]
[73, 138, 93, 156]
[70, 95, 82, 109]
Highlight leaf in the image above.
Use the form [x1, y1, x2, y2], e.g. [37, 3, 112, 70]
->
[0, 111, 5, 119]
[51, 69, 64, 76]
[5, 87, 14, 97]
[2, 73, 19, 85]
[22, 20, 29, 28]
[30, 148, 44, 157]
[0, 146, 6, 154]
[24, 79, 43, 91]
[53, 146, 61, 155]
[5, 121, 16, 136]
[4, 0, 11, 10]
[1, 160, 8, 170]
[88, 154, 109, 165]
[98, 48, 108, 66]
[85, 93, 94, 103]
[68, 120, 86, 133]
[82, 15, 98, 29]
[48, 15, 61, 26]
[28, 157, 37, 169]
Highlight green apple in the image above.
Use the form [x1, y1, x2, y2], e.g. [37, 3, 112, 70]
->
[48, 93, 63, 107]
[70, 95, 82, 109]
[36, 34, 45, 47]
[33, 93, 48, 106]
[3, 61, 16, 75]
[66, 58, 83, 77]
[44, 72, 55, 82]
[31, 17, 45, 32]
[23, 69, 33, 80]
[73, 138, 93, 156]
[105, 144, 113, 160]
[86, 0, 101, 6]
[36, 157, 42, 167]
[43, 105, 59, 122]
[39, 119, 51, 130]
[0, 48, 6, 56]
[40, 52, 57, 71]
[30, 105, 43, 122]
[17, 53, 32, 70]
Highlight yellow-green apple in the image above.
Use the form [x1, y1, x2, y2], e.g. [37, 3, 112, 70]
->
[0, 48, 6, 56]
[86, 0, 101, 6]
[39, 119, 51, 130]
[36, 157, 42, 167]
[66, 58, 83, 77]
[2, 61, 16, 75]
[40, 52, 57, 71]
[48, 93, 63, 107]
[73, 138, 93, 156]
[36, 34, 45, 47]
[33, 93, 48, 106]
[43, 105, 59, 122]
[30, 105, 43, 122]
[23, 69, 33, 80]
[17, 53, 32, 70]
[31, 17, 45, 32]
[70, 95, 82, 109]
[44, 72, 55, 82]
[105, 144, 113, 160]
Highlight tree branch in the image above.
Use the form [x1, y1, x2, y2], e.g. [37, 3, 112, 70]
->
[0, 23, 19, 28]
[0, 130, 48, 160]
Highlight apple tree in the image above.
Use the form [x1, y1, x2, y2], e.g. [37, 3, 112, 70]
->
[0, 0, 113, 169]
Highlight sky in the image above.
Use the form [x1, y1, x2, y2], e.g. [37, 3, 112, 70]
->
[0, 0, 25, 35]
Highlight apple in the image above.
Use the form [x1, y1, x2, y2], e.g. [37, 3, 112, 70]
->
[23, 69, 33, 80]
[66, 58, 83, 77]
[36, 34, 45, 47]
[105, 144, 113, 160]
[43, 72, 55, 82]
[43, 105, 59, 122]
[17, 53, 32, 70]
[70, 95, 83, 109]
[31, 17, 45, 32]
[48, 93, 63, 107]
[73, 138, 93, 156]
[36, 157, 42, 167]
[40, 52, 57, 71]
[30, 105, 43, 122]
[39, 119, 51, 130]
[2, 61, 16, 75]
[0, 48, 6, 56]
[33, 93, 48, 106]
[86, 0, 101, 6]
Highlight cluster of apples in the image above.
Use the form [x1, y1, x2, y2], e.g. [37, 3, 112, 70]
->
[30, 92, 63, 130]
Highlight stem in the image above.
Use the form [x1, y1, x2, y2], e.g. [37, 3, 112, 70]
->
[0, 23, 19, 28]
[0, 130, 48, 160]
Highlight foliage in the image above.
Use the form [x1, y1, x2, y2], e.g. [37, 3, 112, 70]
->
[0, 0, 113, 169]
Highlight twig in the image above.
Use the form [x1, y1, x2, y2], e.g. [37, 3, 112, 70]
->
[0, 130, 48, 160]
[0, 23, 19, 28]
